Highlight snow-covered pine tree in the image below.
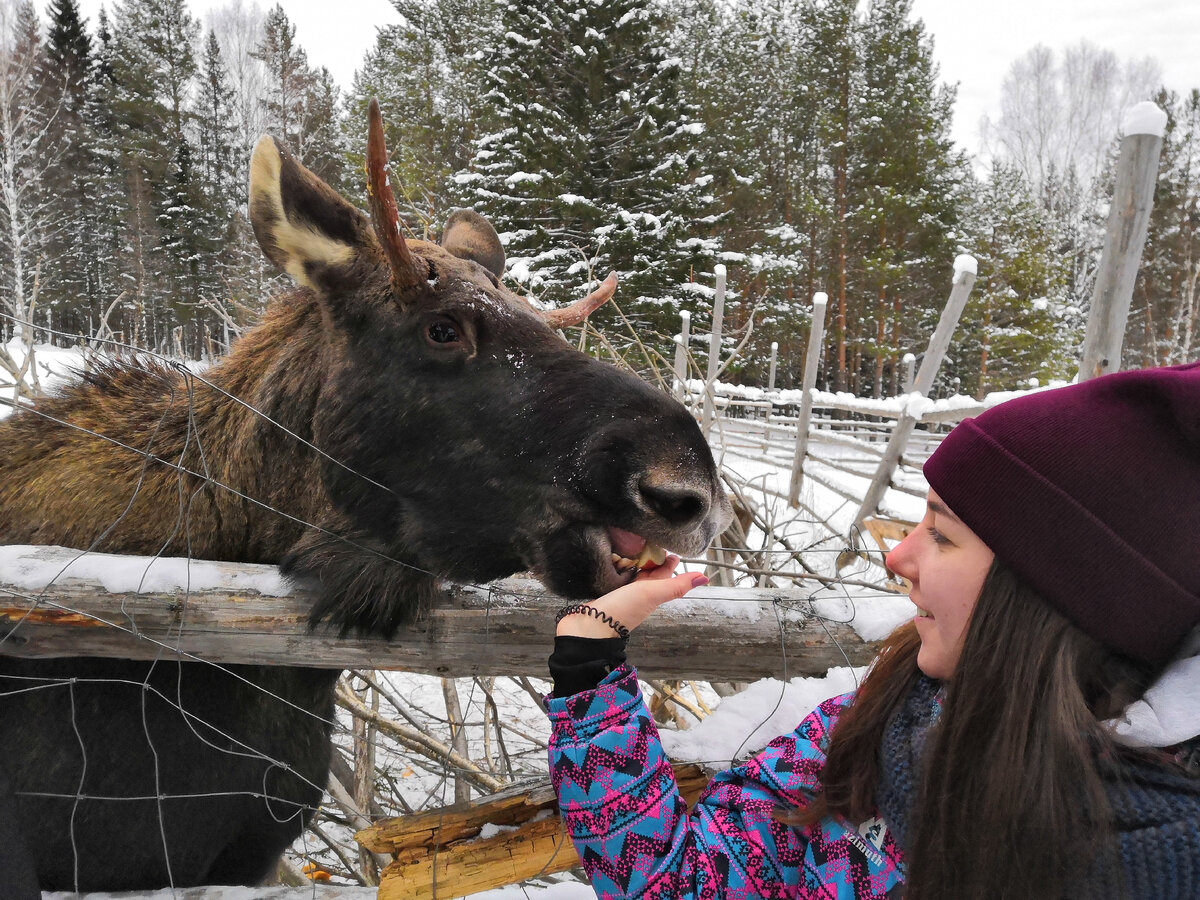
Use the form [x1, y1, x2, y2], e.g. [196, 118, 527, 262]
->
[953, 162, 1071, 397]
[346, 0, 497, 227]
[673, 0, 823, 388]
[254, 6, 310, 160]
[34, 0, 102, 338]
[102, 0, 200, 349]
[806, 0, 859, 391]
[462, 0, 711, 344]
[196, 29, 238, 220]
[301, 67, 345, 191]
[254, 6, 344, 192]
[853, 0, 964, 397]
[157, 136, 212, 352]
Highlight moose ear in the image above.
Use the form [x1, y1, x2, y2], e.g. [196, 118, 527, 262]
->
[440, 209, 506, 279]
[249, 136, 373, 291]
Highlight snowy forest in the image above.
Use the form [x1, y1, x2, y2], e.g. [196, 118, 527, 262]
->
[0, 0, 1198, 399]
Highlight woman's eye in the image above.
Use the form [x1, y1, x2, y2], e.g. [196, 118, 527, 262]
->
[427, 321, 461, 344]
[927, 526, 950, 545]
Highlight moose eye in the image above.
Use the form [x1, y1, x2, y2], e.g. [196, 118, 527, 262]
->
[426, 319, 462, 346]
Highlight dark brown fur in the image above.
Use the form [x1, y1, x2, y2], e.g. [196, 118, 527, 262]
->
[0, 128, 731, 890]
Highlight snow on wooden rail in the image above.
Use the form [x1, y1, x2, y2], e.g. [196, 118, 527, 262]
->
[683, 377, 1050, 425]
[0, 545, 911, 680]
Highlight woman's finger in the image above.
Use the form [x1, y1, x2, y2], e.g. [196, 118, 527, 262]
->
[555, 560, 708, 637]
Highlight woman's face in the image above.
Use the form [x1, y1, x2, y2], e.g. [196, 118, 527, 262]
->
[886, 490, 995, 680]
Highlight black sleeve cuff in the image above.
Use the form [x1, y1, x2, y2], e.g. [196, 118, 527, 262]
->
[549, 635, 628, 698]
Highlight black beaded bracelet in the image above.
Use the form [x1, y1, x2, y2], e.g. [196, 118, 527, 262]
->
[555, 604, 631, 640]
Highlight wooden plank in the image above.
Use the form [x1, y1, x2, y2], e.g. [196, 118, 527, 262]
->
[0, 545, 886, 680]
[364, 764, 711, 900]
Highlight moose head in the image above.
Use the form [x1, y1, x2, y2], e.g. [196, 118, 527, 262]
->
[249, 100, 732, 630]
[0, 99, 735, 892]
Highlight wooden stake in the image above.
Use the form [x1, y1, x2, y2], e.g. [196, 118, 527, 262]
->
[788, 293, 828, 506]
[852, 262, 975, 525]
[701, 265, 726, 439]
[1078, 103, 1166, 381]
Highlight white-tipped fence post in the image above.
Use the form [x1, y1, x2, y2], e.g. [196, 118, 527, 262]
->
[787, 293, 828, 507]
[673, 310, 691, 402]
[901, 352, 916, 394]
[701, 265, 726, 439]
[852, 258, 976, 526]
[1078, 101, 1166, 381]
[765, 341, 780, 449]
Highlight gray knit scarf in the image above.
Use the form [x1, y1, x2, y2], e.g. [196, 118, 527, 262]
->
[875, 675, 1200, 899]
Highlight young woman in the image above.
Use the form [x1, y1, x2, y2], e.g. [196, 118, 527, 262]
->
[546, 361, 1200, 899]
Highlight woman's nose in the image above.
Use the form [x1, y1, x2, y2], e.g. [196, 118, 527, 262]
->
[886, 529, 916, 582]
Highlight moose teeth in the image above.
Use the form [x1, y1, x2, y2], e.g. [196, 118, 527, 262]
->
[610, 543, 667, 574]
[612, 553, 638, 572]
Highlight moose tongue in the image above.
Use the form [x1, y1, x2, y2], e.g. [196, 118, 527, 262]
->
[607, 526, 647, 559]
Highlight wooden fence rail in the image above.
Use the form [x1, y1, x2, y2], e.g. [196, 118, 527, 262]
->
[0, 545, 897, 680]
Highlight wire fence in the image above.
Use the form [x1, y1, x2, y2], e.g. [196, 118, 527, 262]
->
[0, 309, 923, 896]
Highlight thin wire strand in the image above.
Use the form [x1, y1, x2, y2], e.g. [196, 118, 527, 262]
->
[0, 310, 401, 501]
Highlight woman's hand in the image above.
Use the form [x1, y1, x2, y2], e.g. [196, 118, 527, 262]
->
[555, 556, 709, 638]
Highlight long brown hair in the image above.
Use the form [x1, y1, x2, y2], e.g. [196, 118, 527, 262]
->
[794, 560, 1158, 899]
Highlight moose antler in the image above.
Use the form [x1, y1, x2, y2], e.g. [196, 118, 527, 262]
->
[366, 98, 422, 292]
[542, 272, 618, 329]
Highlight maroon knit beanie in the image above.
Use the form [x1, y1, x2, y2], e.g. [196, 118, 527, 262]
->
[923, 361, 1200, 666]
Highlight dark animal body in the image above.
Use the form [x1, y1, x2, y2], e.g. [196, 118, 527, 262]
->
[0, 102, 731, 891]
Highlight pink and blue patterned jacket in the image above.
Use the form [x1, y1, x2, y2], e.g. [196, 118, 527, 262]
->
[547, 665, 905, 899]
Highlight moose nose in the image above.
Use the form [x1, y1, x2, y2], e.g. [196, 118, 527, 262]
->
[639, 477, 709, 527]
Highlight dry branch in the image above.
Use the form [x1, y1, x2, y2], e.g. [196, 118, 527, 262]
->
[0, 545, 887, 680]
[358, 763, 712, 900]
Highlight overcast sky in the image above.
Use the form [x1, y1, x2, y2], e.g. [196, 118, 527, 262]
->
[78, 0, 1199, 158]
[911, 0, 1200, 154]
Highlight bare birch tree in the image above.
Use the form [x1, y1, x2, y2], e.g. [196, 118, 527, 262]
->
[0, 0, 63, 395]
[981, 41, 1162, 191]
[208, 0, 266, 192]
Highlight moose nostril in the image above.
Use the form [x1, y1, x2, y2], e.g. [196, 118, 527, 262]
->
[640, 480, 706, 526]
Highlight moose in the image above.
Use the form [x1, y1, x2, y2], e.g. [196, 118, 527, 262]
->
[0, 100, 732, 891]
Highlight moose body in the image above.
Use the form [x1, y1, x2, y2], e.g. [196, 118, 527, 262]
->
[0, 103, 731, 890]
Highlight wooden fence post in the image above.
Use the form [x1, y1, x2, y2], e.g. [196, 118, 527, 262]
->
[673, 310, 691, 402]
[701, 264, 726, 439]
[1078, 101, 1167, 381]
[852, 258, 976, 525]
[788, 293, 828, 506]
[901, 352, 916, 394]
[767, 341, 779, 390]
[354, 682, 381, 882]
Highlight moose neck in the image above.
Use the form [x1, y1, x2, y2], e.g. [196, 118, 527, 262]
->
[197, 290, 337, 561]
